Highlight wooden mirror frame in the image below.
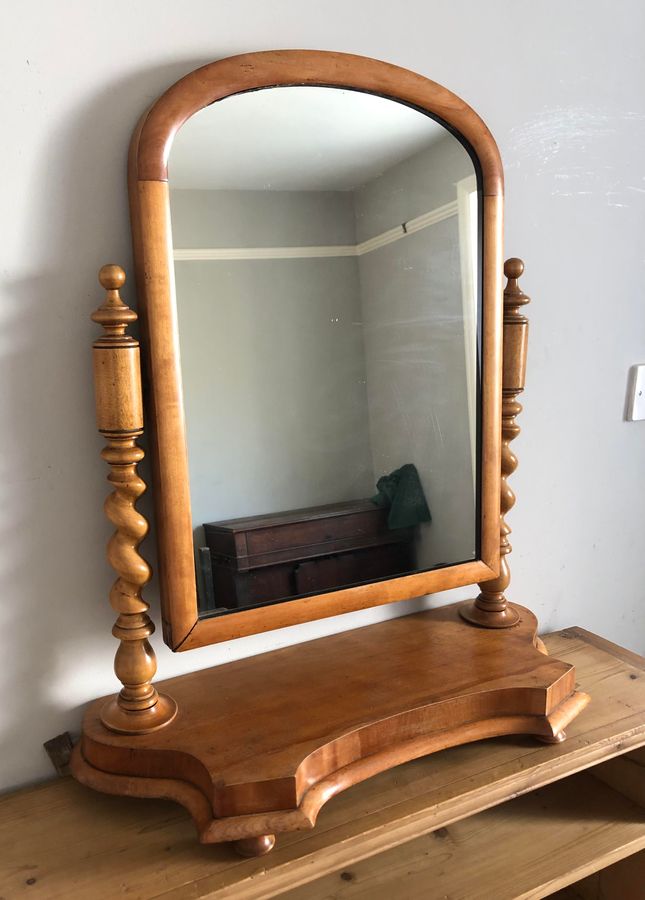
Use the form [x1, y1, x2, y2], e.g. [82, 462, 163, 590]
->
[127, 50, 503, 652]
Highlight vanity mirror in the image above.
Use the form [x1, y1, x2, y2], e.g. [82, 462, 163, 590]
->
[126, 50, 505, 651]
[72, 51, 588, 856]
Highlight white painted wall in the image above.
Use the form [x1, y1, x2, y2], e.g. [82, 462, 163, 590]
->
[1, 0, 644, 792]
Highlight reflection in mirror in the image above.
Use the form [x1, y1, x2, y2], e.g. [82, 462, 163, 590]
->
[168, 87, 481, 616]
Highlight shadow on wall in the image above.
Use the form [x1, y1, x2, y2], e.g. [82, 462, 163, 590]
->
[0, 58, 215, 791]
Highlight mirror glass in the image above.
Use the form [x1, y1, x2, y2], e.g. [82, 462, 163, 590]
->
[168, 86, 481, 616]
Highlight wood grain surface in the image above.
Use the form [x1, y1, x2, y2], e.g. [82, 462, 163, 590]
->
[71, 603, 590, 847]
[3, 628, 644, 898]
[282, 772, 645, 900]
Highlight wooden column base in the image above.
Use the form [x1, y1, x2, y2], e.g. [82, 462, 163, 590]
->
[459, 600, 521, 628]
[100, 693, 178, 735]
[71, 602, 589, 853]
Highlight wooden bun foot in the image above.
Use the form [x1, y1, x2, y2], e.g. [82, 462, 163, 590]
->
[536, 731, 566, 745]
[459, 600, 520, 629]
[233, 834, 276, 858]
[100, 693, 177, 735]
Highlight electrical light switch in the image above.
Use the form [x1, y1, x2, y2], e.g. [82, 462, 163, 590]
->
[626, 364, 645, 421]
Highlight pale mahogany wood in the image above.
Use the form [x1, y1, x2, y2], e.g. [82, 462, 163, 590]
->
[91, 265, 176, 733]
[134, 51, 504, 192]
[71, 602, 592, 851]
[4, 629, 644, 899]
[461, 257, 530, 629]
[282, 773, 645, 900]
[127, 50, 504, 650]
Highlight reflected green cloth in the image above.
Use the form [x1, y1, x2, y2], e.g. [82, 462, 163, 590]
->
[371, 463, 431, 530]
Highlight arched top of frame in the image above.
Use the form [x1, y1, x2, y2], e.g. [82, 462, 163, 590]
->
[130, 50, 503, 196]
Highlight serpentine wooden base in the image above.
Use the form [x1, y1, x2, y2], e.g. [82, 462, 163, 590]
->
[71, 602, 589, 855]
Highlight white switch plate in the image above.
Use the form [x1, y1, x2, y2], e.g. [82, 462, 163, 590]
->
[626, 364, 645, 421]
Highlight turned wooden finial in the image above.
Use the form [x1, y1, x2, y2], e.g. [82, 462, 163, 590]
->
[460, 258, 530, 628]
[504, 257, 526, 293]
[92, 265, 177, 733]
[99, 263, 127, 290]
[93, 265, 137, 336]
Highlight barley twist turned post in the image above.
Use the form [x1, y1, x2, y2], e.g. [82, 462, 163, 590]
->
[461, 258, 530, 628]
[92, 265, 177, 733]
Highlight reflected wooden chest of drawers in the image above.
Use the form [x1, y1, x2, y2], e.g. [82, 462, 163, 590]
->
[202, 499, 416, 610]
